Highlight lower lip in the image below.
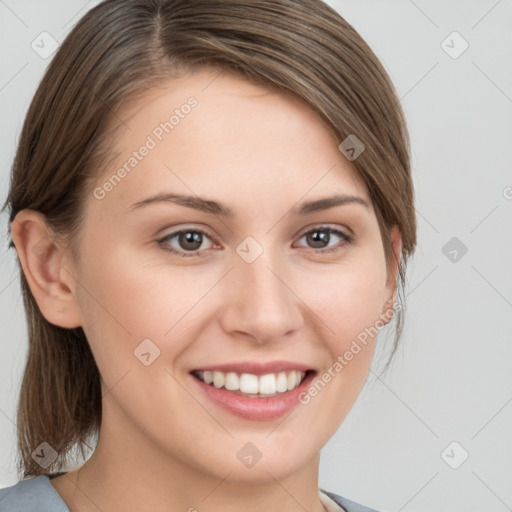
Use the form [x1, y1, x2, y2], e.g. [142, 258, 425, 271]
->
[190, 372, 315, 421]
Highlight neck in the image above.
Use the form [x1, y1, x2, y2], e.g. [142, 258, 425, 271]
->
[52, 401, 327, 512]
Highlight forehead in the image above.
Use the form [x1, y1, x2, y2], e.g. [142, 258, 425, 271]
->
[89, 68, 369, 218]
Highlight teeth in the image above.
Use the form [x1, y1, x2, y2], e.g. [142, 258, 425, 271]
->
[195, 370, 307, 396]
[240, 373, 259, 394]
[276, 372, 288, 392]
[224, 372, 239, 391]
[286, 371, 296, 391]
[212, 371, 224, 388]
[258, 373, 276, 394]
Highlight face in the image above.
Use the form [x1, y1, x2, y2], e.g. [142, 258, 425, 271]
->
[62, 68, 399, 482]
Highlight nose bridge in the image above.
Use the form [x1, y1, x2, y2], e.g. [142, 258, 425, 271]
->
[220, 242, 303, 342]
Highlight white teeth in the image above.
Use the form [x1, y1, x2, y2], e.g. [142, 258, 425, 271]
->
[212, 371, 225, 388]
[258, 373, 276, 394]
[196, 370, 307, 396]
[276, 372, 288, 392]
[240, 373, 259, 394]
[224, 372, 239, 391]
[286, 372, 296, 391]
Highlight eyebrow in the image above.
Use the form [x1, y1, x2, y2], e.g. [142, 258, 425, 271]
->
[128, 192, 369, 217]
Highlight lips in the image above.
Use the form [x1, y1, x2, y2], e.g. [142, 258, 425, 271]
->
[193, 361, 312, 375]
[189, 361, 316, 421]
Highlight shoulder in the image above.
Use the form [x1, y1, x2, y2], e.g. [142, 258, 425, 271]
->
[320, 488, 381, 512]
[0, 478, 378, 512]
[0, 475, 69, 512]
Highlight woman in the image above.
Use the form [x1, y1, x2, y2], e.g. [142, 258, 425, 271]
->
[0, 1, 416, 511]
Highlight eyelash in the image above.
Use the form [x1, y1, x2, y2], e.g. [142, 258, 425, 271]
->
[158, 226, 353, 258]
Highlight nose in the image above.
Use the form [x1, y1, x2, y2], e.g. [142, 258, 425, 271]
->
[218, 249, 305, 344]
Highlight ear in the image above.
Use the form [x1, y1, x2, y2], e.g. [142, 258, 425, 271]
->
[10, 209, 83, 328]
[379, 225, 402, 326]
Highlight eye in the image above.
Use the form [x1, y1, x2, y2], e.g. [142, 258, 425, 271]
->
[158, 228, 217, 257]
[158, 225, 353, 258]
[295, 226, 352, 254]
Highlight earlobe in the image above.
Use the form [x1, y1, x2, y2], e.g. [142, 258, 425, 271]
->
[10, 209, 83, 329]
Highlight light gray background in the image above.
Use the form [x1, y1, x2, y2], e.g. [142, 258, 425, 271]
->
[1, 1, 511, 511]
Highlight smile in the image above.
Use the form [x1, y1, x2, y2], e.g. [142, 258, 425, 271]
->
[190, 362, 316, 421]
[192, 369, 307, 396]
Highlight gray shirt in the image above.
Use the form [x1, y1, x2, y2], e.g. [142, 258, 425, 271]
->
[0, 474, 379, 512]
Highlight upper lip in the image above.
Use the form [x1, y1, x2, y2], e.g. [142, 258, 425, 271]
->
[191, 361, 314, 375]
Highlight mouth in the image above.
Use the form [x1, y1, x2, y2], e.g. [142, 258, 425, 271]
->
[191, 369, 310, 397]
[189, 363, 316, 421]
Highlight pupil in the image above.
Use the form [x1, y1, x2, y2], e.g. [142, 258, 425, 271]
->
[308, 230, 329, 248]
[180, 231, 202, 250]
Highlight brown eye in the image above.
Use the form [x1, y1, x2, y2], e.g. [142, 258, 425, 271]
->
[177, 231, 204, 251]
[296, 227, 352, 254]
[159, 229, 215, 257]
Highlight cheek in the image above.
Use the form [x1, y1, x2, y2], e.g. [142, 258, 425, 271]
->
[74, 238, 223, 390]
[76, 236, 173, 336]
[304, 257, 387, 347]
[293, 256, 386, 418]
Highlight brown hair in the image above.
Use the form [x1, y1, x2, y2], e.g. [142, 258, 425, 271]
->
[2, 0, 416, 478]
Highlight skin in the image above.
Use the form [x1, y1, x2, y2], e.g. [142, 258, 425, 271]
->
[12, 68, 401, 512]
